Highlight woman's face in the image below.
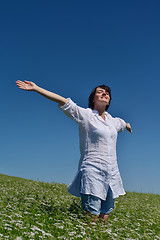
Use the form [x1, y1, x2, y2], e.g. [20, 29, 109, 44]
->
[93, 87, 110, 108]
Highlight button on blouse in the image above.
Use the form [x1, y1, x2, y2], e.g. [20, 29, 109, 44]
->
[59, 98, 126, 200]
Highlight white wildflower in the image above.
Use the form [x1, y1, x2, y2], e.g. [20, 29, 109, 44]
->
[30, 232, 35, 237]
[54, 223, 64, 229]
[44, 233, 54, 237]
[4, 227, 12, 231]
[3, 223, 10, 227]
[90, 222, 96, 225]
[28, 197, 35, 200]
[68, 231, 76, 236]
[31, 226, 41, 231]
[106, 228, 112, 234]
[15, 213, 22, 218]
[24, 211, 31, 214]
[36, 222, 43, 226]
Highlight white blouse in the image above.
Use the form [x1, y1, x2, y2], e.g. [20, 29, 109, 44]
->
[59, 98, 126, 200]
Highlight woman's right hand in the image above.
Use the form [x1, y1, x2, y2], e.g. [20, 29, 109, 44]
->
[16, 80, 37, 91]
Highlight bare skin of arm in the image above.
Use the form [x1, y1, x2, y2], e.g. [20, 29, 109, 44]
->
[16, 80, 68, 106]
[16, 80, 132, 131]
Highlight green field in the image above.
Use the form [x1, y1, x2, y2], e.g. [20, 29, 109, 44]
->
[0, 173, 160, 239]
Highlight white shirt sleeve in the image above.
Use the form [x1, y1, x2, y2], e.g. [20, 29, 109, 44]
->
[113, 117, 126, 132]
[58, 98, 89, 125]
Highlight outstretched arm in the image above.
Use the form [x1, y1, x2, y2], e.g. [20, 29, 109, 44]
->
[126, 123, 132, 133]
[16, 80, 68, 106]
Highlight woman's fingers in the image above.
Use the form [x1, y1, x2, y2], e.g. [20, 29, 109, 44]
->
[16, 81, 23, 87]
[16, 80, 36, 91]
[16, 80, 22, 85]
[126, 123, 132, 133]
[24, 80, 32, 84]
[16, 80, 29, 90]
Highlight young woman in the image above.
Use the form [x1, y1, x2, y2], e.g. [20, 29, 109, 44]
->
[16, 80, 132, 222]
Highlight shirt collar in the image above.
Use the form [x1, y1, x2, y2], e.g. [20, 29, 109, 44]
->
[92, 109, 108, 116]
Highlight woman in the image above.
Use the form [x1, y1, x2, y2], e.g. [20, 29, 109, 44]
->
[16, 80, 132, 222]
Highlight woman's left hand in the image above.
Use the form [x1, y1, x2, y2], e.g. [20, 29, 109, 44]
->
[126, 123, 132, 133]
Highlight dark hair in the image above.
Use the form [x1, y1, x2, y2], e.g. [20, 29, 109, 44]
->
[88, 85, 112, 111]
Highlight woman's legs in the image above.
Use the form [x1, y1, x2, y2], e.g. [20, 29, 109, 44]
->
[100, 187, 115, 222]
[81, 187, 115, 223]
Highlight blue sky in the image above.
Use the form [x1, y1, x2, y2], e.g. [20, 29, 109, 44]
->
[1, 0, 160, 195]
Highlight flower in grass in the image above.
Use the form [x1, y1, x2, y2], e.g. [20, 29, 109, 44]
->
[105, 228, 112, 235]
[30, 225, 54, 237]
[31, 226, 41, 231]
[16, 222, 23, 227]
[57, 237, 67, 239]
[4, 227, 12, 231]
[22, 232, 27, 235]
[90, 222, 96, 225]
[54, 223, 64, 229]
[68, 231, 76, 236]
[35, 213, 41, 216]
[75, 235, 84, 238]
[57, 225, 64, 229]
[30, 232, 35, 237]
[36, 222, 43, 226]
[3, 223, 11, 227]
[26, 197, 35, 200]
[44, 233, 54, 237]
[15, 213, 22, 218]
[112, 233, 118, 237]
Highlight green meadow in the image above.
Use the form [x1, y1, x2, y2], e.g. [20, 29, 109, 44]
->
[0, 173, 160, 239]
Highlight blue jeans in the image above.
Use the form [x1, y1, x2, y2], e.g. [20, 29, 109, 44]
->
[81, 187, 115, 216]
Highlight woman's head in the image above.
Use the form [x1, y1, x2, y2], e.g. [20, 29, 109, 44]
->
[88, 85, 112, 111]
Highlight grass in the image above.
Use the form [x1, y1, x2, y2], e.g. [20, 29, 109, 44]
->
[0, 173, 160, 239]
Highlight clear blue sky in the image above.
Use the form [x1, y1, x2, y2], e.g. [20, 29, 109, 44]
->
[1, 0, 160, 195]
